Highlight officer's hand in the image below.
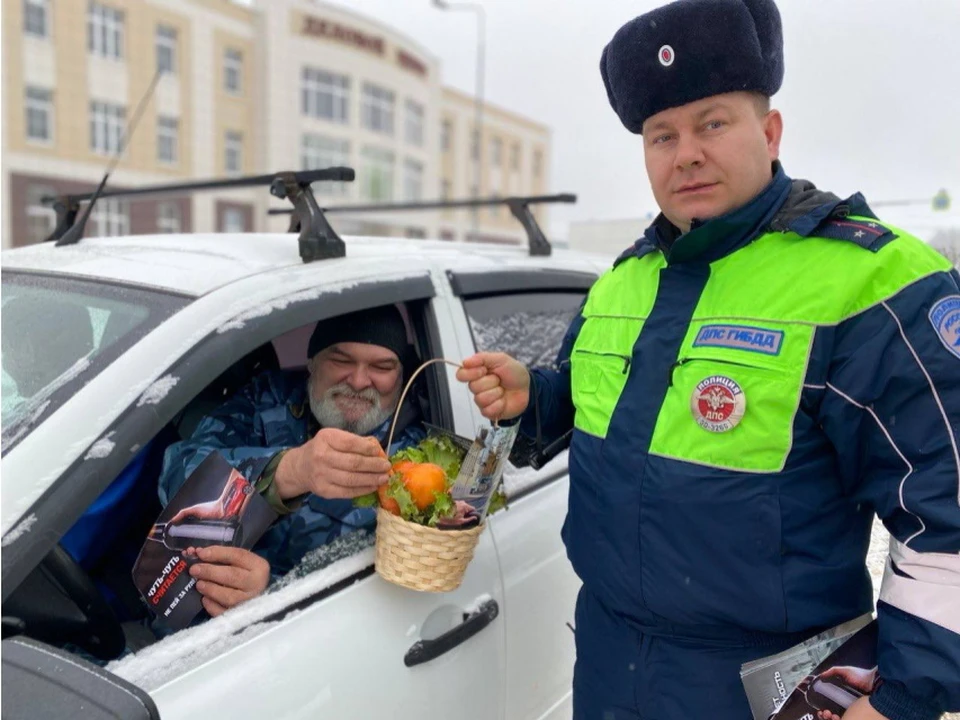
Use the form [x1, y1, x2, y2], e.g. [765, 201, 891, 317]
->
[456, 352, 530, 421]
[275, 428, 391, 500]
[187, 545, 271, 616]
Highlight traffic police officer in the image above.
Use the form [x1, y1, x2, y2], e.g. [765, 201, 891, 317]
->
[457, 1, 960, 718]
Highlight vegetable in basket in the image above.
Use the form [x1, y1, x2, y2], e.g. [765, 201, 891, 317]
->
[356, 434, 506, 527]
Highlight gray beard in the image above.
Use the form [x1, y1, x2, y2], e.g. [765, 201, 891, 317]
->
[310, 383, 394, 436]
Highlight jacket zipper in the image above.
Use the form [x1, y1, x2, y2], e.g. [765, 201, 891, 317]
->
[668, 356, 768, 386]
[572, 349, 631, 374]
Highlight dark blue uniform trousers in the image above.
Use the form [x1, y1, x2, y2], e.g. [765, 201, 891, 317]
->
[572, 588, 810, 720]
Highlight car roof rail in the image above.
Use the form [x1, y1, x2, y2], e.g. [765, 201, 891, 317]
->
[42, 168, 355, 263]
[268, 193, 577, 257]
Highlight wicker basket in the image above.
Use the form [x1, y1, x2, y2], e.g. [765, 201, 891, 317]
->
[375, 506, 484, 592]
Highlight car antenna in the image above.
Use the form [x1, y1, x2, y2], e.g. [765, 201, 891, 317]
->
[55, 69, 164, 247]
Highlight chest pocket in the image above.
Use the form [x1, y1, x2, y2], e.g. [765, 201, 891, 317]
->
[648, 322, 813, 473]
[570, 348, 633, 438]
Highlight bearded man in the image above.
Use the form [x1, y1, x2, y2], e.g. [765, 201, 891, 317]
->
[158, 305, 424, 615]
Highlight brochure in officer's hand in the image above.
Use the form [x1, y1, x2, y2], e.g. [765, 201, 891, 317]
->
[740, 613, 878, 720]
[132, 452, 278, 630]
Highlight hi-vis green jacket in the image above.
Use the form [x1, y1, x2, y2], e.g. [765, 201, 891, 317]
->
[523, 166, 960, 719]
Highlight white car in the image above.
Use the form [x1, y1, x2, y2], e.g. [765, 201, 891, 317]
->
[1, 184, 610, 719]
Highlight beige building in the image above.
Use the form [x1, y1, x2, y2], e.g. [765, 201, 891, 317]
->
[1, 0, 552, 249]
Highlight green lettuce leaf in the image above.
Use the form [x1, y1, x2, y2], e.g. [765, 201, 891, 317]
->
[417, 435, 464, 483]
[487, 486, 508, 515]
[426, 490, 456, 527]
[386, 475, 421, 521]
[353, 491, 379, 508]
[390, 445, 427, 466]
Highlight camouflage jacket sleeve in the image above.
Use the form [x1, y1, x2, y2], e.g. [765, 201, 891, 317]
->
[158, 370, 306, 507]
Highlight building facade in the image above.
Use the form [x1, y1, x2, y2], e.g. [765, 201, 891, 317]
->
[1, 0, 552, 249]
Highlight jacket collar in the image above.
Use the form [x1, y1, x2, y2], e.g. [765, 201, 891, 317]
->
[616, 164, 879, 267]
[647, 161, 793, 264]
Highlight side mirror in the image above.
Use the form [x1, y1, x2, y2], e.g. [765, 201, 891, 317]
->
[1, 637, 160, 719]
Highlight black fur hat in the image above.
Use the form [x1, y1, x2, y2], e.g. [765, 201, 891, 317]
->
[600, 0, 784, 134]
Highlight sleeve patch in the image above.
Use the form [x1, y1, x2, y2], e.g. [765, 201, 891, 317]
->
[930, 295, 960, 360]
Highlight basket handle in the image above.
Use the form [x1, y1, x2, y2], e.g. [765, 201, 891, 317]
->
[386, 358, 462, 451]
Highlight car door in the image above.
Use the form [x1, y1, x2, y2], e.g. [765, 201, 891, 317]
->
[137, 280, 506, 720]
[443, 266, 597, 720]
[4, 269, 506, 719]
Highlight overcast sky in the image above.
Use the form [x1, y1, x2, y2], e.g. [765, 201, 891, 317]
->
[325, 0, 960, 238]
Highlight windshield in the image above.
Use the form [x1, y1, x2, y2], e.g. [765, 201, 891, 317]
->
[1, 271, 189, 454]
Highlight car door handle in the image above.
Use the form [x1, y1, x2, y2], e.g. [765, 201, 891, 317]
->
[404, 599, 500, 667]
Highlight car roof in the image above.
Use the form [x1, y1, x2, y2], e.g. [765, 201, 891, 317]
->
[1, 233, 615, 295]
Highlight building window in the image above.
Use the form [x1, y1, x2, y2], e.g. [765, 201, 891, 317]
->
[224, 48, 243, 94]
[301, 134, 350, 195]
[405, 100, 424, 147]
[156, 201, 181, 233]
[361, 83, 394, 135]
[157, 115, 178, 164]
[301, 67, 349, 123]
[24, 0, 48, 38]
[441, 119, 452, 153]
[90, 100, 125, 154]
[360, 147, 394, 202]
[490, 137, 502, 168]
[222, 207, 246, 233]
[88, 3, 124, 59]
[25, 184, 56, 245]
[533, 149, 543, 178]
[440, 178, 452, 201]
[403, 159, 423, 202]
[90, 197, 129, 237]
[405, 227, 427, 239]
[224, 131, 243, 174]
[511, 143, 520, 172]
[25, 87, 53, 143]
[156, 25, 177, 74]
[470, 129, 480, 161]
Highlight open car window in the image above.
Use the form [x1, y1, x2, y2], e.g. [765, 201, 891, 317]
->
[105, 298, 449, 679]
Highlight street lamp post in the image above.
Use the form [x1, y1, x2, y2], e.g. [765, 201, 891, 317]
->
[432, 0, 485, 241]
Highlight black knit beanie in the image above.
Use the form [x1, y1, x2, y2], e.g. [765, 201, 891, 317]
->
[307, 305, 412, 369]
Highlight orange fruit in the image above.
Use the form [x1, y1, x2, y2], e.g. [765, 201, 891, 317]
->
[377, 484, 401, 516]
[400, 463, 448, 511]
[391, 460, 415, 475]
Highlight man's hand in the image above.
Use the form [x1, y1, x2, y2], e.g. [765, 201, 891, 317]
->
[274, 428, 390, 500]
[456, 352, 531, 421]
[818, 666, 878, 694]
[813, 666, 882, 720]
[186, 546, 270, 617]
[817, 696, 888, 720]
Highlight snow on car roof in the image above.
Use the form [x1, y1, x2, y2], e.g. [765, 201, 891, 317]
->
[1, 233, 612, 296]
